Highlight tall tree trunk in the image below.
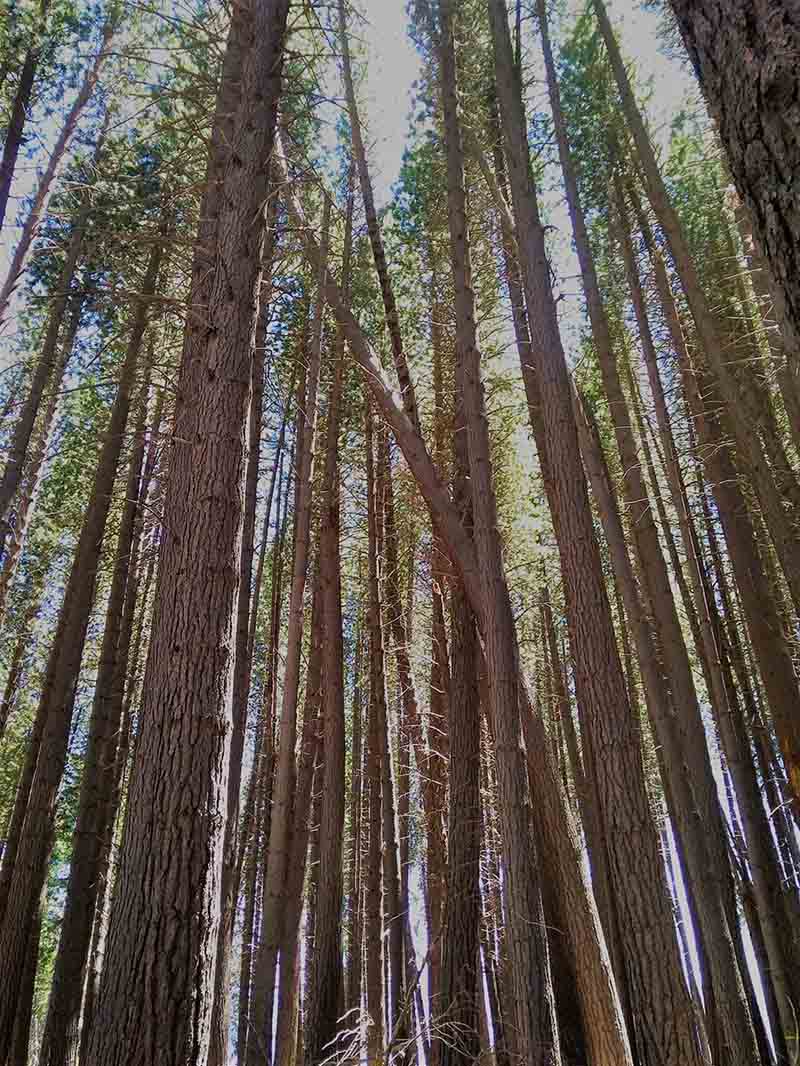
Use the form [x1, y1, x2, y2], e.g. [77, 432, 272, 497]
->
[304, 185, 352, 1065]
[537, 14, 709, 1062]
[271, 570, 324, 1066]
[0, 239, 161, 1062]
[345, 624, 364, 1020]
[435, 300, 481, 1066]
[0, 26, 114, 323]
[436, 3, 559, 1061]
[364, 398, 386, 1066]
[37, 379, 152, 1066]
[375, 426, 405, 1045]
[253, 201, 329, 1063]
[207, 190, 277, 1066]
[487, 4, 702, 1064]
[81, 0, 290, 1058]
[237, 446, 288, 1065]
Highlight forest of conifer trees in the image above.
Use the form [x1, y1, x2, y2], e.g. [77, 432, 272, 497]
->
[0, 0, 798, 1063]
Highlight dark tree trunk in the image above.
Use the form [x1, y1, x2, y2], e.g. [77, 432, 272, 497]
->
[666, 0, 800, 361]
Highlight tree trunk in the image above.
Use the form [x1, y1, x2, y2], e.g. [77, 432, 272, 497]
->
[304, 186, 352, 1065]
[365, 398, 386, 1066]
[0, 238, 160, 1062]
[435, 306, 481, 1066]
[0, 0, 52, 232]
[666, 0, 800, 360]
[81, 0, 290, 1058]
[207, 189, 277, 1066]
[0, 295, 82, 627]
[0, 25, 114, 324]
[37, 380, 152, 1066]
[252, 200, 329, 1063]
[0, 203, 89, 552]
[436, 3, 558, 1061]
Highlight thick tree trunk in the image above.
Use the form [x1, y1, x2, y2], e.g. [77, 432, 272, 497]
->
[537, 14, 707, 1061]
[207, 194, 277, 1066]
[81, 0, 290, 1059]
[0, 239, 160, 1062]
[666, 0, 800, 360]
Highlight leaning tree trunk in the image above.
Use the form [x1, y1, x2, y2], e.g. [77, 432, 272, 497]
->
[0, 24, 114, 324]
[0, 0, 52, 232]
[0, 295, 82, 628]
[0, 239, 161, 1063]
[278, 142, 632, 1064]
[81, 0, 290, 1059]
[666, 0, 800, 362]
[0, 200, 90, 554]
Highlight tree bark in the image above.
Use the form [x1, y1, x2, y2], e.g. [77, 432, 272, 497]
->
[0, 238, 161, 1062]
[666, 0, 800, 360]
[81, 0, 290, 1058]
[304, 185, 352, 1065]
[365, 397, 386, 1066]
